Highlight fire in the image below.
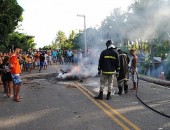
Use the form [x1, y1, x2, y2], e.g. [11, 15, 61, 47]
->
[57, 65, 81, 80]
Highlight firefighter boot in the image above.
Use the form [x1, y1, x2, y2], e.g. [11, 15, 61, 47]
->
[106, 92, 111, 100]
[95, 91, 103, 100]
[117, 86, 122, 95]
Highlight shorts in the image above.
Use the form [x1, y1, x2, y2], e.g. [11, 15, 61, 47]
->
[26, 63, 32, 68]
[35, 61, 40, 67]
[40, 62, 45, 67]
[131, 71, 138, 83]
[11, 74, 22, 85]
[44, 60, 48, 65]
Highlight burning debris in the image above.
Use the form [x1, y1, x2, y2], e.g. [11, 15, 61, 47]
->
[56, 64, 98, 81]
[57, 66, 81, 80]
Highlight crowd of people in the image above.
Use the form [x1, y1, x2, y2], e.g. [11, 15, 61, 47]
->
[0, 47, 100, 102]
[0, 41, 139, 102]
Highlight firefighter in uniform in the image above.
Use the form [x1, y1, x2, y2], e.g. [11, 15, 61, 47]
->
[116, 48, 130, 95]
[95, 40, 120, 100]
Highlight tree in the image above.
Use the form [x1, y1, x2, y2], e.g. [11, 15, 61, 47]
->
[7, 32, 36, 52]
[67, 30, 76, 49]
[100, 8, 128, 44]
[0, 0, 23, 50]
[51, 30, 78, 50]
[55, 31, 67, 49]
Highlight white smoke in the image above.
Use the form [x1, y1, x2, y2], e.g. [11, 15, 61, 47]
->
[57, 50, 99, 80]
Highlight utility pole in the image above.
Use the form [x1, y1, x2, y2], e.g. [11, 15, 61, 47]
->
[77, 14, 87, 55]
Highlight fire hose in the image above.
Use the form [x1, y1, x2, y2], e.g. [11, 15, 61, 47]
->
[135, 70, 170, 118]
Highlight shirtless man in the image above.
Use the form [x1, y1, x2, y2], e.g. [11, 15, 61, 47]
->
[130, 48, 138, 91]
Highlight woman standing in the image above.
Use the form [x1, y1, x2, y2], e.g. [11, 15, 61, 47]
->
[0, 56, 13, 97]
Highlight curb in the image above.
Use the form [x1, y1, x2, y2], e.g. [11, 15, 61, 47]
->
[139, 75, 170, 87]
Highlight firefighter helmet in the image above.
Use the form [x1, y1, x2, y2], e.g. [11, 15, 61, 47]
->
[106, 40, 115, 48]
[106, 40, 112, 47]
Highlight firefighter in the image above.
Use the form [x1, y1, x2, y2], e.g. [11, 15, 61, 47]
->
[116, 48, 130, 95]
[95, 40, 120, 100]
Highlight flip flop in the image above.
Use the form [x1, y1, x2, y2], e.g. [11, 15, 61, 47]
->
[15, 98, 21, 102]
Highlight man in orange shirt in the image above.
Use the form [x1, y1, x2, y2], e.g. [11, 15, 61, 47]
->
[10, 46, 22, 102]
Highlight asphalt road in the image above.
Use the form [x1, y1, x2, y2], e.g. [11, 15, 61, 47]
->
[0, 64, 169, 130]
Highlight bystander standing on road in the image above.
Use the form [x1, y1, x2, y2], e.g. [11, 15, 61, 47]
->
[1, 56, 13, 97]
[10, 46, 22, 102]
[47, 50, 52, 65]
[67, 49, 73, 64]
[39, 53, 45, 72]
[129, 48, 138, 91]
[44, 52, 48, 69]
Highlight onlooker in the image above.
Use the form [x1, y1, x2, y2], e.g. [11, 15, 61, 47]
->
[52, 50, 57, 63]
[1, 56, 13, 97]
[34, 51, 40, 68]
[44, 52, 48, 69]
[10, 46, 22, 102]
[63, 50, 68, 64]
[58, 49, 63, 64]
[27, 55, 33, 74]
[67, 50, 72, 64]
[129, 48, 138, 91]
[39, 53, 45, 72]
[73, 50, 78, 65]
[48, 50, 52, 65]
[159, 71, 165, 80]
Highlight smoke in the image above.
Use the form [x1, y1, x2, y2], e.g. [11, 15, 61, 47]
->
[66, 0, 170, 80]
[126, 0, 170, 41]
[128, 0, 170, 40]
[91, 0, 170, 45]
[57, 51, 99, 80]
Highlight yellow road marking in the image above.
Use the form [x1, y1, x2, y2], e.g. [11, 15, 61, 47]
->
[74, 81, 140, 130]
[72, 82, 130, 130]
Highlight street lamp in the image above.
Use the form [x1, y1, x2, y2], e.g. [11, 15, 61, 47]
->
[77, 14, 87, 55]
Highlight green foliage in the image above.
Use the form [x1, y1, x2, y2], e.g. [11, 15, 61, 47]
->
[50, 30, 78, 50]
[7, 32, 36, 52]
[0, 0, 23, 50]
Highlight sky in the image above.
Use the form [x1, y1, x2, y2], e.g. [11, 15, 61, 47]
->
[17, 0, 133, 48]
